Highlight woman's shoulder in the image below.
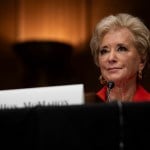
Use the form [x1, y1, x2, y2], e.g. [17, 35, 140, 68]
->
[133, 85, 150, 102]
[85, 92, 104, 103]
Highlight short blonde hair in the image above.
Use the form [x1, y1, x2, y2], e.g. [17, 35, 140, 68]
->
[90, 13, 150, 69]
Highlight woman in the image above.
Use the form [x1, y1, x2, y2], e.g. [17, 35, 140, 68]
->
[90, 13, 150, 102]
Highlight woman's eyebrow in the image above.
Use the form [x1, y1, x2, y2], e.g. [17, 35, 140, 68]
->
[100, 45, 108, 49]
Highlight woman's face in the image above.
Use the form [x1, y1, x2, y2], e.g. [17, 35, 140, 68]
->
[98, 28, 144, 85]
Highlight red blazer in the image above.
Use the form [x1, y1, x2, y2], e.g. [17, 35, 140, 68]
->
[96, 84, 150, 102]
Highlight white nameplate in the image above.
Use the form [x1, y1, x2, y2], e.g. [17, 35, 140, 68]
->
[0, 84, 84, 108]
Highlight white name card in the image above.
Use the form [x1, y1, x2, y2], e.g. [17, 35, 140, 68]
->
[0, 84, 84, 108]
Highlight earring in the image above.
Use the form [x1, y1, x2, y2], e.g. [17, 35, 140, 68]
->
[99, 75, 107, 85]
[138, 70, 142, 80]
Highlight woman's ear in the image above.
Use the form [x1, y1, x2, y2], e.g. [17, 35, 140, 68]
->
[139, 57, 145, 71]
[138, 58, 145, 80]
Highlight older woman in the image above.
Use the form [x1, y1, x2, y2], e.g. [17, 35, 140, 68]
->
[90, 13, 150, 102]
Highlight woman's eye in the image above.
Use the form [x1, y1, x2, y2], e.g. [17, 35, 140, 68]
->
[117, 46, 128, 52]
[99, 49, 108, 55]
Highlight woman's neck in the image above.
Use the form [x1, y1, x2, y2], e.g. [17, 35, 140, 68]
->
[109, 80, 137, 102]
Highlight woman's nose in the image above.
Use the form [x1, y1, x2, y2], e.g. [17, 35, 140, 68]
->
[108, 51, 117, 63]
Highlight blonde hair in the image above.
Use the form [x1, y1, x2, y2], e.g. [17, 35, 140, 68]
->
[90, 13, 150, 69]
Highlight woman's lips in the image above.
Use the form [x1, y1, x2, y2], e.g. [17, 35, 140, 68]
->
[107, 67, 122, 72]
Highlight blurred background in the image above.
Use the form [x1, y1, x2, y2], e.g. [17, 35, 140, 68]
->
[0, 0, 150, 93]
